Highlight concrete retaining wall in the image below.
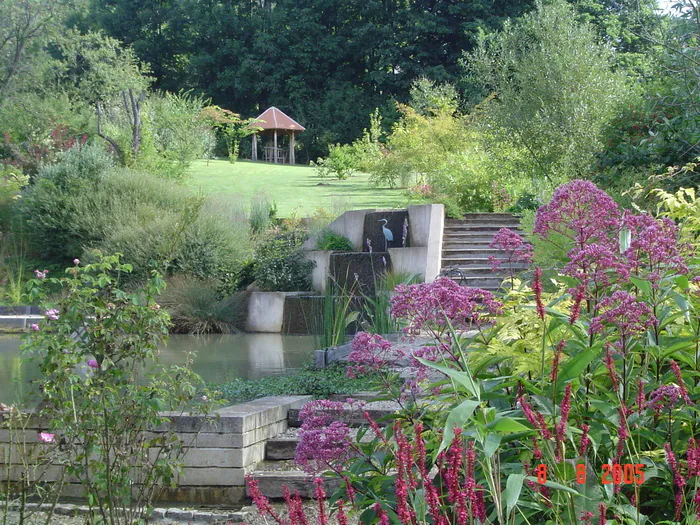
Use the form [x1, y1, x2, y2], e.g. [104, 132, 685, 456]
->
[245, 292, 287, 332]
[0, 395, 311, 504]
[406, 204, 444, 282]
[303, 204, 444, 292]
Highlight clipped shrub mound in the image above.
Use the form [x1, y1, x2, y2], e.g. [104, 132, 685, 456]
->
[315, 229, 353, 251]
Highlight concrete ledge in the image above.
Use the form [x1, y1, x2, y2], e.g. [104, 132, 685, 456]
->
[305, 250, 332, 293]
[1, 395, 313, 503]
[0, 499, 250, 521]
[45, 483, 249, 506]
[265, 438, 298, 460]
[388, 246, 428, 280]
[0, 315, 43, 330]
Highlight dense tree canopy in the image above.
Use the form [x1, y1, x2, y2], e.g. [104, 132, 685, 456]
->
[79, 0, 538, 159]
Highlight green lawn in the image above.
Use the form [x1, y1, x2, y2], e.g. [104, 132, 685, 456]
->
[187, 159, 408, 217]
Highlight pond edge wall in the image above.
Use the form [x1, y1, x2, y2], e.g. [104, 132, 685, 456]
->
[0, 395, 311, 505]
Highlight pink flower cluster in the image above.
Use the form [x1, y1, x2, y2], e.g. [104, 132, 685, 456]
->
[534, 180, 689, 295]
[295, 400, 353, 474]
[665, 443, 687, 520]
[648, 385, 690, 414]
[623, 211, 689, 278]
[395, 423, 487, 525]
[590, 291, 656, 344]
[346, 332, 400, 378]
[410, 184, 433, 198]
[390, 277, 503, 332]
[488, 228, 534, 272]
[518, 395, 552, 441]
[38, 432, 55, 443]
[563, 243, 629, 291]
[534, 179, 622, 250]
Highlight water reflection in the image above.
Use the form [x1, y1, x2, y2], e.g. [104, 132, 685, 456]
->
[0, 333, 315, 405]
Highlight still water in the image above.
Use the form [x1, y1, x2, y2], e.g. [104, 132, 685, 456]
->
[0, 333, 316, 405]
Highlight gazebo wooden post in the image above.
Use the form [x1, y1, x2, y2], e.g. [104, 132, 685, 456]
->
[251, 133, 258, 161]
[272, 130, 277, 164]
[289, 132, 295, 164]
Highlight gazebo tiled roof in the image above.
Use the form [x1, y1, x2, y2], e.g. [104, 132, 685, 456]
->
[248, 107, 305, 131]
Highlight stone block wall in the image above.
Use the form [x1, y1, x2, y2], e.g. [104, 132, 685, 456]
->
[0, 395, 311, 505]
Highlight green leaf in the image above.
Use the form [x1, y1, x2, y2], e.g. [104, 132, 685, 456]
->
[629, 277, 651, 295]
[344, 311, 360, 327]
[558, 345, 602, 382]
[438, 399, 480, 455]
[504, 473, 525, 515]
[483, 433, 502, 458]
[525, 477, 583, 496]
[489, 417, 531, 433]
[415, 357, 479, 399]
[675, 275, 690, 290]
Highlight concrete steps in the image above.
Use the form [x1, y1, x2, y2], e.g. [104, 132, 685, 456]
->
[249, 398, 401, 499]
[440, 213, 526, 290]
[265, 437, 298, 461]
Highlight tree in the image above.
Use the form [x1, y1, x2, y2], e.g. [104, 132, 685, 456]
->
[463, 0, 634, 182]
[0, 0, 72, 100]
[52, 29, 152, 104]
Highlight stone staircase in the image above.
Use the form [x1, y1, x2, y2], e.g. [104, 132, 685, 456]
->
[440, 213, 525, 291]
[247, 399, 399, 499]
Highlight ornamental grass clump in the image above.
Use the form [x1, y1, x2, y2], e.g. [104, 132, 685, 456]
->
[284, 180, 700, 524]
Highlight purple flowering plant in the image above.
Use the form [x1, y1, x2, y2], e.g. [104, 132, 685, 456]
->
[289, 180, 700, 524]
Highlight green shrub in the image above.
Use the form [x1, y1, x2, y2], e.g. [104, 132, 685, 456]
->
[0, 164, 29, 234]
[315, 229, 353, 251]
[253, 230, 315, 291]
[508, 192, 542, 213]
[312, 143, 358, 180]
[33, 142, 114, 190]
[21, 253, 217, 523]
[158, 276, 245, 334]
[172, 198, 252, 281]
[19, 147, 252, 280]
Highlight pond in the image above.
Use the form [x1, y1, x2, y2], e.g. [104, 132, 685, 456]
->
[0, 333, 316, 405]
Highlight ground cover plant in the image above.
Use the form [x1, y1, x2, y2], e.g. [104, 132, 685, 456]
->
[217, 362, 381, 405]
[247, 179, 700, 524]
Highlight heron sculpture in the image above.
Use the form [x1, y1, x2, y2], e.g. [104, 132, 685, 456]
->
[379, 219, 393, 250]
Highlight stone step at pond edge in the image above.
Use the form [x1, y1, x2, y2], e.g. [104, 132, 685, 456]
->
[0, 501, 250, 524]
[247, 471, 341, 500]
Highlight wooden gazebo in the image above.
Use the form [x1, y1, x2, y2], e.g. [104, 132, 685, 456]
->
[248, 107, 305, 164]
